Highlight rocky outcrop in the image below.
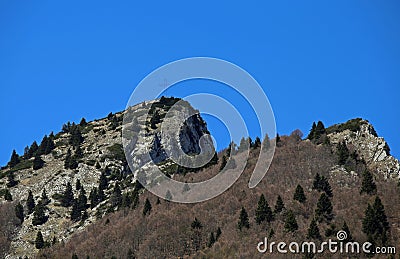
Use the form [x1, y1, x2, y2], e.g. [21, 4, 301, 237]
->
[328, 119, 400, 179]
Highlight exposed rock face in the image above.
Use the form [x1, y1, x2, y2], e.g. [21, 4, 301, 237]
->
[328, 119, 400, 179]
[0, 97, 214, 258]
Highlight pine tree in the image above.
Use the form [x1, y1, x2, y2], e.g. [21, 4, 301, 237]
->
[69, 125, 84, 147]
[27, 190, 36, 214]
[342, 221, 353, 242]
[253, 137, 261, 148]
[41, 188, 50, 205]
[74, 145, 84, 159]
[237, 207, 250, 230]
[33, 155, 45, 170]
[315, 193, 333, 222]
[219, 155, 227, 171]
[8, 149, 20, 168]
[32, 201, 47, 225]
[315, 121, 326, 138]
[6, 171, 18, 187]
[64, 148, 72, 169]
[191, 217, 203, 229]
[255, 194, 273, 224]
[337, 140, 349, 165]
[207, 232, 216, 248]
[262, 134, 271, 151]
[362, 204, 376, 237]
[360, 170, 377, 195]
[110, 183, 122, 207]
[312, 173, 332, 197]
[61, 182, 74, 207]
[373, 196, 389, 235]
[293, 184, 306, 203]
[216, 227, 222, 240]
[35, 231, 44, 249]
[77, 186, 87, 212]
[70, 199, 81, 221]
[89, 187, 99, 209]
[284, 210, 298, 232]
[307, 122, 317, 140]
[15, 202, 24, 223]
[312, 173, 322, 190]
[27, 141, 39, 158]
[143, 198, 152, 216]
[274, 195, 285, 213]
[79, 117, 87, 127]
[307, 218, 321, 239]
[4, 189, 12, 201]
[98, 171, 108, 191]
[75, 179, 81, 191]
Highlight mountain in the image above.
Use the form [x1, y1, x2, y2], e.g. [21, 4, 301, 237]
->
[0, 98, 399, 258]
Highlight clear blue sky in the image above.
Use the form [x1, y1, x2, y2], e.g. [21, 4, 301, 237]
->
[1, 1, 399, 166]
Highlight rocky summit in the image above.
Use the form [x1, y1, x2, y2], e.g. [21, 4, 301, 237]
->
[0, 99, 399, 258]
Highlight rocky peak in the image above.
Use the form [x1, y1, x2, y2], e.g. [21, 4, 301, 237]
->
[327, 118, 399, 179]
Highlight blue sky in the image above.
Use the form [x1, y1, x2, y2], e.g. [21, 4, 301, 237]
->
[0, 1, 399, 165]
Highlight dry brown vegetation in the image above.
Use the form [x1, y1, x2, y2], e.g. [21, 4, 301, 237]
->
[0, 201, 20, 257]
[40, 135, 400, 258]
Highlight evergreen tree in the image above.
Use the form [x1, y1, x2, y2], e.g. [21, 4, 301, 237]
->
[191, 217, 203, 229]
[207, 232, 216, 248]
[307, 218, 321, 239]
[284, 210, 298, 232]
[77, 186, 87, 212]
[362, 204, 376, 237]
[41, 188, 50, 205]
[342, 221, 353, 242]
[238, 137, 249, 153]
[27, 190, 36, 214]
[7, 171, 18, 187]
[61, 182, 74, 207]
[262, 134, 271, 151]
[8, 149, 20, 168]
[276, 133, 281, 145]
[79, 117, 87, 127]
[75, 179, 81, 191]
[64, 148, 72, 169]
[307, 122, 317, 140]
[32, 201, 47, 225]
[27, 141, 39, 158]
[219, 155, 227, 171]
[4, 189, 12, 201]
[312, 173, 332, 197]
[15, 202, 24, 224]
[360, 170, 377, 195]
[237, 207, 250, 230]
[33, 155, 45, 170]
[72, 253, 78, 259]
[255, 194, 273, 224]
[373, 196, 389, 235]
[337, 140, 349, 165]
[98, 171, 108, 191]
[110, 183, 122, 207]
[312, 173, 322, 190]
[293, 184, 307, 203]
[143, 198, 152, 216]
[315, 121, 326, 138]
[315, 193, 333, 222]
[35, 231, 44, 249]
[165, 190, 172, 201]
[274, 195, 285, 213]
[89, 187, 99, 209]
[253, 137, 261, 148]
[216, 227, 222, 240]
[69, 125, 84, 147]
[74, 145, 84, 159]
[70, 199, 81, 221]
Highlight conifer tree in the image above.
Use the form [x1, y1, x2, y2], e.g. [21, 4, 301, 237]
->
[191, 217, 203, 229]
[255, 194, 273, 224]
[143, 198, 152, 216]
[315, 193, 333, 222]
[98, 171, 108, 191]
[77, 186, 87, 212]
[35, 231, 44, 249]
[262, 134, 271, 151]
[342, 221, 353, 242]
[32, 201, 47, 225]
[75, 179, 81, 191]
[69, 125, 84, 147]
[360, 170, 377, 195]
[64, 148, 72, 169]
[15, 202, 24, 223]
[373, 196, 389, 235]
[27, 141, 39, 158]
[6, 171, 18, 187]
[237, 207, 250, 230]
[41, 188, 50, 205]
[79, 117, 87, 127]
[253, 137, 261, 148]
[219, 155, 227, 171]
[293, 184, 307, 203]
[337, 140, 349, 165]
[70, 199, 81, 221]
[74, 145, 83, 159]
[307, 218, 321, 239]
[315, 121, 326, 138]
[274, 195, 285, 213]
[89, 187, 99, 209]
[61, 182, 74, 207]
[307, 122, 317, 140]
[216, 227, 222, 240]
[284, 210, 298, 232]
[8, 149, 20, 168]
[4, 189, 12, 201]
[33, 155, 45, 170]
[110, 183, 122, 207]
[27, 190, 36, 214]
[207, 232, 216, 248]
